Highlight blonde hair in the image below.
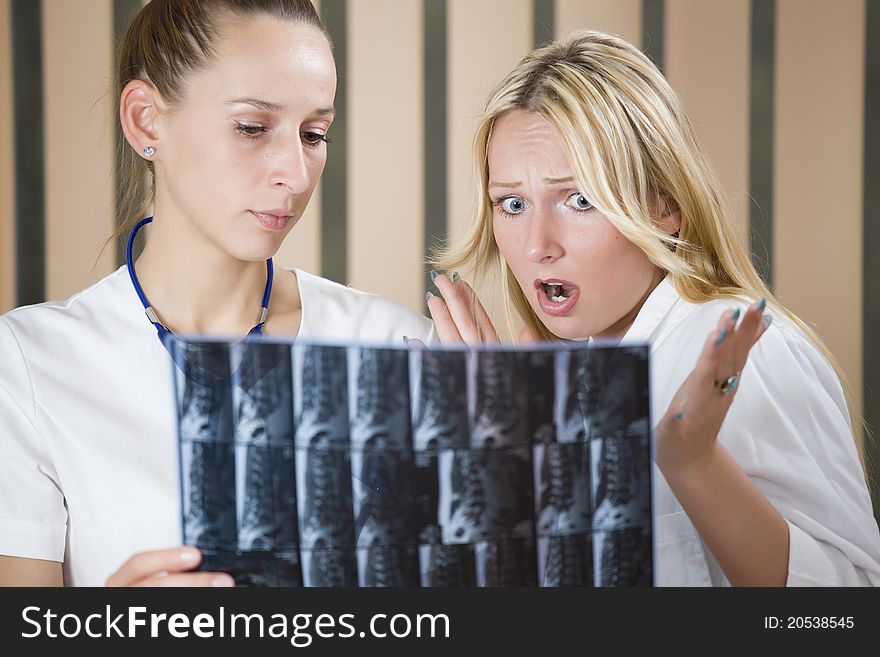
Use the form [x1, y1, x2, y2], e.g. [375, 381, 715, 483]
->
[435, 30, 869, 464]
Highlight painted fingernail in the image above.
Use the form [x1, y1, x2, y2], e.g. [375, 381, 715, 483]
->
[757, 297, 766, 312]
[429, 270, 439, 284]
[180, 548, 199, 564]
[731, 308, 740, 322]
[425, 291, 434, 304]
[715, 328, 728, 347]
[451, 271, 461, 283]
[402, 335, 410, 345]
[212, 575, 234, 587]
[762, 314, 773, 330]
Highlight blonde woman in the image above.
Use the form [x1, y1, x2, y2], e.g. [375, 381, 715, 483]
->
[428, 31, 880, 586]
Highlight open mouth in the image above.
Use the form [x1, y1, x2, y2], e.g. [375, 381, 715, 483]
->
[540, 280, 576, 303]
[534, 278, 581, 317]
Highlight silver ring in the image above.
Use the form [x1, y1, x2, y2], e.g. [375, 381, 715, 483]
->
[715, 372, 740, 396]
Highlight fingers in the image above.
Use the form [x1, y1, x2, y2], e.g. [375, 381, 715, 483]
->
[433, 273, 498, 343]
[457, 279, 500, 342]
[696, 298, 772, 400]
[720, 298, 771, 383]
[106, 546, 203, 587]
[730, 298, 770, 359]
[137, 572, 235, 588]
[717, 307, 742, 392]
[426, 290, 464, 344]
[657, 298, 774, 474]
[692, 309, 732, 384]
[428, 271, 499, 344]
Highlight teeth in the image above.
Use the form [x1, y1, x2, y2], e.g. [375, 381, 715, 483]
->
[542, 280, 578, 304]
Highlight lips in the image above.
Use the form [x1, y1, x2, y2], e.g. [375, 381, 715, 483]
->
[249, 209, 293, 231]
[533, 278, 581, 317]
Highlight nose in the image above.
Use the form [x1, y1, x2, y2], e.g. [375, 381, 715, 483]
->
[525, 208, 564, 264]
[268, 140, 311, 194]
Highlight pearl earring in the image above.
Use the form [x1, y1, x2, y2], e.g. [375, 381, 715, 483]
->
[143, 146, 155, 158]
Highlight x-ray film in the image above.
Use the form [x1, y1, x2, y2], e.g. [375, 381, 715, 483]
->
[170, 338, 654, 587]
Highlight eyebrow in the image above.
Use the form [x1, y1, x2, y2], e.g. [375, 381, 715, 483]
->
[225, 97, 336, 118]
[489, 176, 575, 189]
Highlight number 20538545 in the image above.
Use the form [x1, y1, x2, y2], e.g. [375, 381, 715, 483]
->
[764, 617, 854, 629]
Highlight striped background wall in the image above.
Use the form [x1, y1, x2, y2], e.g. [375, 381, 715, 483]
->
[0, 0, 878, 513]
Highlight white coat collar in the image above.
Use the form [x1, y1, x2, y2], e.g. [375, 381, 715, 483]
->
[618, 275, 683, 345]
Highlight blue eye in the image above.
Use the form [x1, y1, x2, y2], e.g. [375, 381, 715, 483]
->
[566, 193, 593, 211]
[500, 196, 528, 215]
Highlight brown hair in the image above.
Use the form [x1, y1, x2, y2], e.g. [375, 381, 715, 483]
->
[112, 0, 328, 248]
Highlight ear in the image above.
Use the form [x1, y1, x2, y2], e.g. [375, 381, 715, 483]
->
[119, 79, 164, 160]
[657, 197, 681, 236]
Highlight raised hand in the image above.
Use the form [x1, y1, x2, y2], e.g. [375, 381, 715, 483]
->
[425, 271, 538, 345]
[655, 299, 771, 476]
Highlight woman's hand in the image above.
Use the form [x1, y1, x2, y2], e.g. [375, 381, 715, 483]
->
[425, 271, 537, 344]
[105, 547, 234, 587]
[655, 299, 771, 477]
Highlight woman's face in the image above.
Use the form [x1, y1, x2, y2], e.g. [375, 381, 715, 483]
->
[489, 110, 664, 341]
[154, 16, 336, 261]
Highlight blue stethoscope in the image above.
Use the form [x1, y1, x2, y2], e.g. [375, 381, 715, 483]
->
[126, 216, 274, 344]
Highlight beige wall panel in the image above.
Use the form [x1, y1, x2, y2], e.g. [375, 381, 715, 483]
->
[42, 0, 115, 301]
[556, 0, 642, 46]
[0, 0, 14, 313]
[448, 0, 532, 246]
[665, 0, 750, 246]
[774, 0, 864, 412]
[447, 0, 532, 338]
[274, 0, 321, 276]
[347, 0, 423, 311]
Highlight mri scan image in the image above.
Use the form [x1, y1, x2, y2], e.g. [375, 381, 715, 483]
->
[173, 339, 653, 587]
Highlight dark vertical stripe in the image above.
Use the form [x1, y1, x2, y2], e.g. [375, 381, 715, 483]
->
[863, 0, 880, 523]
[533, 0, 555, 48]
[114, 0, 144, 266]
[424, 0, 447, 289]
[641, 0, 664, 73]
[321, 0, 347, 284]
[11, 0, 44, 306]
[749, 0, 775, 287]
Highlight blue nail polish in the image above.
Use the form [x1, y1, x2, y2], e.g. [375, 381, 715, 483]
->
[402, 336, 410, 345]
[425, 291, 434, 304]
[731, 308, 740, 322]
[758, 298, 766, 312]
[715, 328, 728, 347]
[429, 270, 439, 284]
[451, 271, 461, 283]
